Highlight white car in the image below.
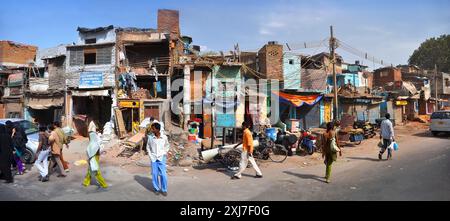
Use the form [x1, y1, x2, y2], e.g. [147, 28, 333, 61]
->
[0, 119, 39, 164]
[430, 111, 450, 136]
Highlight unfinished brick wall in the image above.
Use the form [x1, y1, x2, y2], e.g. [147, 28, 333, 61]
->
[157, 9, 180, 35]
[258, 43, 283, 80]
[373, 67, 402, 87]
[240, 52, 258, 73]
[0, 41, 37, 66]
[47, 56, 66, 90]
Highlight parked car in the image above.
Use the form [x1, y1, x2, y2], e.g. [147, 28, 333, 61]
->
[430, 111, 450, 136]
[0, 119, 39, 164]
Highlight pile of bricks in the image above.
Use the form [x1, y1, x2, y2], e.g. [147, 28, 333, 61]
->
[131, 88, 150, 99]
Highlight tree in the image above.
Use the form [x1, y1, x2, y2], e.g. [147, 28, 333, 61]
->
[408, 34, 450, 73]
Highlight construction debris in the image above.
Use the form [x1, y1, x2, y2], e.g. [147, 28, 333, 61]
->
[131, 88, 150, 99]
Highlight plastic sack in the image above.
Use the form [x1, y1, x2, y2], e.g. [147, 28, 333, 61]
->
[393, 142, 399, 151]
[388, 142, 394, 150]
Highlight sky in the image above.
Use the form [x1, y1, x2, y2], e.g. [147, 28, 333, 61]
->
[1, 0, 449, 69]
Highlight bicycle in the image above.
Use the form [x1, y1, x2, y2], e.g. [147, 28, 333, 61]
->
[253, 131, 288, 163]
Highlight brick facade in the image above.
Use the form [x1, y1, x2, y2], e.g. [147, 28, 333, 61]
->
[157, 9, 180, 35]
[373, 67, 402, 88]
[0, 41, 37, 67]
[258, 42, 283, 80]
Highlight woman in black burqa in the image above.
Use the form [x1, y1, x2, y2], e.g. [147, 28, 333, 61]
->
[0, 124, 14, 183]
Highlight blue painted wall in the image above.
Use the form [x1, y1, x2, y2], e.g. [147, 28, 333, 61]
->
[283, 53, 301, 90]
[328, 73, 360, 87]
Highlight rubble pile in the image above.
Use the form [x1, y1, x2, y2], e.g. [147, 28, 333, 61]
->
[167, 131, 201, 167]
[131, 88, 150, 99]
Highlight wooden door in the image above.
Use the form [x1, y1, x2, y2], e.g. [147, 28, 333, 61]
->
[144, 106, 160, 121]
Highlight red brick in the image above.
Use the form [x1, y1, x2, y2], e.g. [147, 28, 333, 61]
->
[0, 41, 37, 66]
[157, 9, 180, 35]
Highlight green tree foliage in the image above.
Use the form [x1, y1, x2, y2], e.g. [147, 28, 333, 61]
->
[408, 34, 450, 72]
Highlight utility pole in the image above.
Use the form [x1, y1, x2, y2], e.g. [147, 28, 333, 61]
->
[330, 26, 339, 120]
[435, 64, 438, 111]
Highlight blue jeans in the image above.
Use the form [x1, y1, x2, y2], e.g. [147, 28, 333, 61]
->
[151, 156, 167, 193]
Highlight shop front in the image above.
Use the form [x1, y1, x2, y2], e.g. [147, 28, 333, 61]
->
[68, 71, 113, 136]
[25, 95, 64, 125]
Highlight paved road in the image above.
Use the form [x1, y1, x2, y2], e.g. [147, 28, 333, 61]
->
[1, 129, 449, 201]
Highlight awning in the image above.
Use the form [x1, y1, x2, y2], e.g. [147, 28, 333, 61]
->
[26, 97, 64, 110]
[272, 91, 322, 107]
[72, 89, 109, 97]
[8, 73, 23, 87]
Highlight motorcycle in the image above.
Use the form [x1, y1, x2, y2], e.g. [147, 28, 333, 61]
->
[297, 129, 317, 155]
[353, 120, 376, 139]
[276, 131, 299, 156]
[348, 129, 365, 145]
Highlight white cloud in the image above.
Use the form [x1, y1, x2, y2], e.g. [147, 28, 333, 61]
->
[199, 45, 209, 51]
[259, 28, 273, 36]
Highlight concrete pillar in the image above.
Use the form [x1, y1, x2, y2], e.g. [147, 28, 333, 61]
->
[183, 65, 191, 127]
[165, 76, 172, 130]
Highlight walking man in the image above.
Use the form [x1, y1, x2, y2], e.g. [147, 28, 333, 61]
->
[53, 122, 70, 173]
[379, 113, 395, 160]
[35, 126, 51, 182]
[232, 121, 263, 179]
[146, 123, 169, 196]
[48, 125, 66, 177]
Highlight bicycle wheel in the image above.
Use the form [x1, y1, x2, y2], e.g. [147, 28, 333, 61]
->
[268, 144, 288, 163]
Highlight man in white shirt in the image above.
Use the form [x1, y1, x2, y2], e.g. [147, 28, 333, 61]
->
[140, 116, 165, 135]
[146, 123, 169, 196]
[379, 113, 395, 160]
[150, 117, 164, 133]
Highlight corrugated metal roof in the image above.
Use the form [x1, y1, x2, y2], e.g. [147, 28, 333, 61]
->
[301, 69, 328, 92]
[35, 45, 68, 67]
[77, 25, 114, 34]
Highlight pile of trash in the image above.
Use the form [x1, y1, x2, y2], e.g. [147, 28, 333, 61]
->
[166, 131, 201, 167]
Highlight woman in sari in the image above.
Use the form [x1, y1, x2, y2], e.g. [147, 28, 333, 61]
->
[321, 122, 342, 183]
[82, 118, 108, 188]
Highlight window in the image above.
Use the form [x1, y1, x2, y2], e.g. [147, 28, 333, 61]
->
[8, 112, 20, 118]
[85, 38, 97, 44]
[19, 120, 38, 135]
[431, 112, 450, 119]
[70, 46, 112, 66]
[84, 51, 96, 65]
[289, 59, 294, 65]
[445, 78, 449, 87]
[380, 71, 388, 77]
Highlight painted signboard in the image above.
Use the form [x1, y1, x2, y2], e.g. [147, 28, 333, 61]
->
[396, 100, 408, 106]
[79, 72, 104, 89]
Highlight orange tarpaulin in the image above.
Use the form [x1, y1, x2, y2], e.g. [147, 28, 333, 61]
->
[272, 91, 322, 107]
